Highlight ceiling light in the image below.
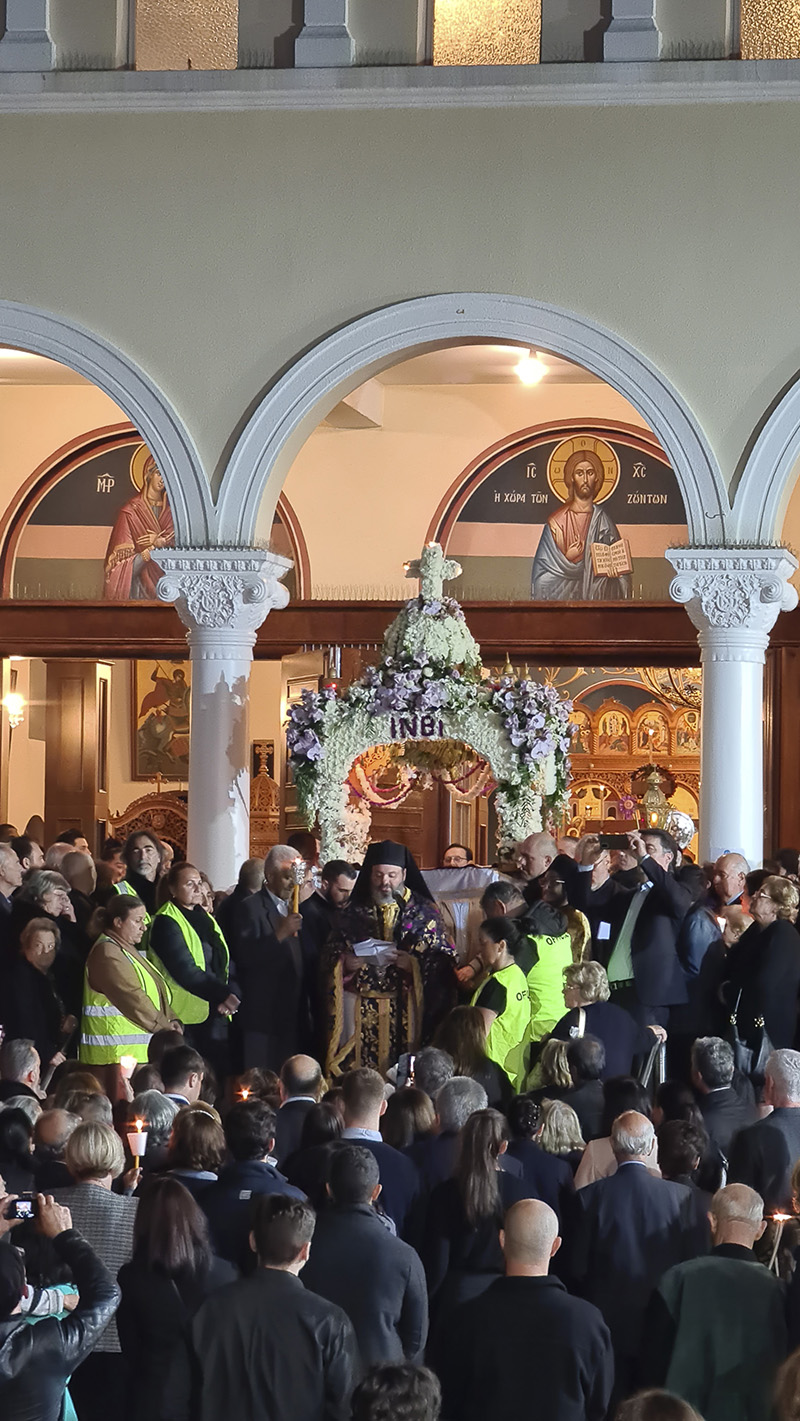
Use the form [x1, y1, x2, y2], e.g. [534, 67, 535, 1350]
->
[516, 351, 548, 385]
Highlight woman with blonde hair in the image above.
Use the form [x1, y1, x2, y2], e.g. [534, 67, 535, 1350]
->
[725, 875, 800, 1053]
[550, 960, 666, 1079]
[537, 1099, 586, 1174]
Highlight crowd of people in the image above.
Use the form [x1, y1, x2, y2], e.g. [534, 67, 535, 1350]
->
[2, 818, 800, 1420]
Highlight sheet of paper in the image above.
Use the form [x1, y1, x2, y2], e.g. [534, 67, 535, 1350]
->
[597, 922, 611, 941]
[353, 938, 396, 958]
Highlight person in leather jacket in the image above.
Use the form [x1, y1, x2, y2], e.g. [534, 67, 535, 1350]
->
[0, 1191, 120, 1421]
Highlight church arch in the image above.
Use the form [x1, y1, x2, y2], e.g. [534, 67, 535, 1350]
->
[732, 372, 800, 543]
[0, 301, 213, 546]
[217, 292, 728, 549]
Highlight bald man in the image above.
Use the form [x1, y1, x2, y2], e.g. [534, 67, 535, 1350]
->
[570, 1112, 704, 1398]
[643, 1185, 786, 1421]
[712, 852, 749, 909]
[438, 1199, 613, 1421]
[272, 1054, 323, 1166]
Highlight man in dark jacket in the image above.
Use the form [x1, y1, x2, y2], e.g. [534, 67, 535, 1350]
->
[340, 1069, 421, 1240]
[191, 1194, 359, 1421]
[273, 1055, 323, 1167]
[692, 1036, 757, 1160]
[569, 1111, 705, 1397]
[0, 1192, 120, 1421]
[575, 829, 691, 1028]
[438, 1198, 613, 1421]
[201, 1099, 305, 1272]
[230, 845, 306, 1071]
[301, 1145, 428, 1366]
[729, 1049, 800, 1211]
[643, 1184, 787, 1421]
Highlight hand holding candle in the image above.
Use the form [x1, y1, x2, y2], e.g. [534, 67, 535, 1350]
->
[126, 1118, 148, 1169]
[290, 858, 306, 915]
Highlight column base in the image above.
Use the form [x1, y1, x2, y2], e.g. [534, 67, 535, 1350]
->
[295, 28, 355, 66]
[604, 22, 661, 61]
[0, 35, 56, 71]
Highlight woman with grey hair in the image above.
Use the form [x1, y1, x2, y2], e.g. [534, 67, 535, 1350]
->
[550, 959, 666, 1080]
[11, 869, 86, 1020]
[128, 1089, 179, 1173]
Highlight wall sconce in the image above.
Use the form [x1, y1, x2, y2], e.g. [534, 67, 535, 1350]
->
[2, 692, 25, 730]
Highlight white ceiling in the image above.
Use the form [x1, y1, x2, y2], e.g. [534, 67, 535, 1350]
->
[0, 348, 90, 384]
[378, 343, 602, 386]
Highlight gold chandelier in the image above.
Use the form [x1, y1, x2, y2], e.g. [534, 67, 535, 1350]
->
[639, 666, 702, 711]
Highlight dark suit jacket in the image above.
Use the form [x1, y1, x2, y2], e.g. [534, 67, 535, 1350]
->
[301, 1202, 428, 1366]
[569, 1161, 704, 1360]
[575, 857, 691, 1007]
[230, 887, 303, 1037]
[2, 956, 64, 1067]
[340, 1136, 421, 1241]
[728, 1107, 800, 1211]
[274, 1098, 316, 1168]
[505, 1139, 575, 1225]
[201, 1158, 305, 1271]
[438, 1275, 614, 1421]
[191, 1268, 359, 1421]
[699, 1085, 758, 1161]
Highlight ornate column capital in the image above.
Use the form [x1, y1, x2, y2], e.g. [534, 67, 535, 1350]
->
[155, 547, 291, 652]
[666, 547, 798, 661]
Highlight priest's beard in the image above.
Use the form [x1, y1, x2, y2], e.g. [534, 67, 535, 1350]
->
[371, 888, 396, 907]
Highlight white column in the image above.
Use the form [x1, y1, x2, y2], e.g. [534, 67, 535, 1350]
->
[604, 0, 661, 60]
[0, 0, 56, 70]
[295, 0, 355, 67]
[667, 548, 798, 869]
[156, 549, 291, 888]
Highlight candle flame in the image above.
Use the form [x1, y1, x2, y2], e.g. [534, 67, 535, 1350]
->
[772, 1213, 792, 1222]
[240, 1088, 250, 1100]
[134, 1119, 144, 1132]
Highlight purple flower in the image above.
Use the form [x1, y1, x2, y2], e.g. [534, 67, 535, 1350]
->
[291, 729, 323, 761]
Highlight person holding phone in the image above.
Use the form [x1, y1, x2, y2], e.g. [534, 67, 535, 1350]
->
[0, 1192, 120, 1419]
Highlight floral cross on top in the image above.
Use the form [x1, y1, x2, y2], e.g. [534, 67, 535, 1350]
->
[405, 543, 462, 604]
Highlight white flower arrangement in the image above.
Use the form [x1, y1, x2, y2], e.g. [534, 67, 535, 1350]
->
[286, 546, 572, 859]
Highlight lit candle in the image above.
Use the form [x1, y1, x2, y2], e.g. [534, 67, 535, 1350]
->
[239, 1087, 251, 1101]
[119, 1055, 137, 1080]
[769, 1213, 792, 1272]
[126, 1118, 148, 1169]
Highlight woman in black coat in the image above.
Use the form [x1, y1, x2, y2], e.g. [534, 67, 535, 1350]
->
[724, 875, 800, 1052]
[3, 918, 74, 1070]
[117, 1176, 236, 1421]
[422, 1109, 527, 1333]
[550, 959, 666, 1078]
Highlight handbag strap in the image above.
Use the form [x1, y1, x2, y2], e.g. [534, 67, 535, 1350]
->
[576, 1008, 586, 1038]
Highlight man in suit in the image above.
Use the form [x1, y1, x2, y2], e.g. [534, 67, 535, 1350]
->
[215, 857, 263, 946]
[201, 1099, 305, 1272]
[0, 842, 23, 986]
[438, 1199, 614, 1421]
[230, 844, 305, 1072]
[272, 1055, 323, 1167]
[340, 1068, 420, 1239]
[0, 1038, 42, 1103]
[643, 1184, 787, 1421]
[300, 860, 357, 961]
[576, 829, 691, 1029]
[729, 1049, 800, 1211]
[710, 852, 749, 910]
[159, 1044, 205, 1108]
[692, 1036, 757, 1160]
[192, 1195, 359, 1421]
[301, 1145, 428, 1366]
[569, 1111, 704, 1397]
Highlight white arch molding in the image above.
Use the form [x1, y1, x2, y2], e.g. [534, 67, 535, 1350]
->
[0, 301, 214, 545]
[217, 293, 729, 546]
[732, 374, 800, 543]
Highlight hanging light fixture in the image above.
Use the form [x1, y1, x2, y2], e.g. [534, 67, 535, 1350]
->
[515, 350, 548, 385]
[2, 692, 25, 730]
[639, 666, 702, 711]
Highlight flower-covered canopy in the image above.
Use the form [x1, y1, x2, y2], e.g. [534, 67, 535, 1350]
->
[287, 544, 573, 859]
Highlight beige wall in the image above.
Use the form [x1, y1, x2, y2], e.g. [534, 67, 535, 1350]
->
[278, 379, 647, 593]
[0, 105, 799, 513]
[6, 658, 46, 831]
[0, 383, 128, 519]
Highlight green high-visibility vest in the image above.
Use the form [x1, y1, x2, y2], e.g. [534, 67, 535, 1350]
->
[523, 932, 574, 1042]
[148, 900, 229, 1026]
[112, 878, 153, 929]
[79, 941, 169, 1065]
[472, 960, 531, 1093]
